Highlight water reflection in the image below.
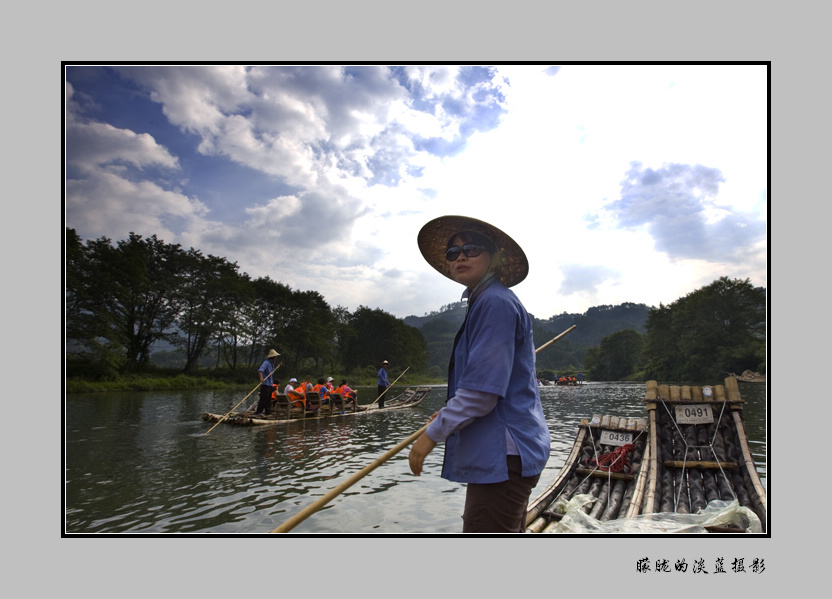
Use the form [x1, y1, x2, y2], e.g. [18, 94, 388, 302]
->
[65, 381, 766, 534]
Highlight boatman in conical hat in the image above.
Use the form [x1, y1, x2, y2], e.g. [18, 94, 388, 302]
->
[408, 215, 550, 533]
[255, 349, 281, 416]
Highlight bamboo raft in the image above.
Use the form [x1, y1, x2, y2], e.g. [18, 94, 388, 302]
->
[640, 378, 767, 533]
[202, 387, 432, 427]
[526, 414, 650, 533]
[525, 378, 767, 533]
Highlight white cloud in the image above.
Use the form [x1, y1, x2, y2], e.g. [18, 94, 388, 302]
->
[65, 81, 208, 241]
[65, 64, 767, 319]
[65, 171, 209, 242]
[66, 82, 180, 174]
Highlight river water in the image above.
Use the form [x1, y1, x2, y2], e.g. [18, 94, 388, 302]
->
[64, 381, 766, 535]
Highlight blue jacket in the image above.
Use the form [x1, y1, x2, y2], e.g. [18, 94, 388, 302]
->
[442, 281, 550, 484]
[258, 359, 277, 386]
[377, 367, 389, 386]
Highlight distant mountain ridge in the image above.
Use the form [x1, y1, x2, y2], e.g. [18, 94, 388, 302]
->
[405, 301, 652, 374]
[140, 301, 651, 374]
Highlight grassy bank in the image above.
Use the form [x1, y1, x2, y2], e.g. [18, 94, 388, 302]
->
[66, 372, 445, 394]
[65, 374, 250, 394]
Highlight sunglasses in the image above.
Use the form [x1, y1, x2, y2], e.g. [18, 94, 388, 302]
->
[445, 244, 486, 261]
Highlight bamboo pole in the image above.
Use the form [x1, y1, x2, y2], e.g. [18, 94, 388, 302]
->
[663, 460, 738, 469]
[271, 422, 429, 533]
[204, 362, 282, 435]
[535, 325, 576, 354]
[732, 410, 768, 513]
[270, 325, 578, 533]
[367, 366, 411, 407]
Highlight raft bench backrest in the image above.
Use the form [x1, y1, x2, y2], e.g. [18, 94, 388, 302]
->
[305, 392, 321, 412]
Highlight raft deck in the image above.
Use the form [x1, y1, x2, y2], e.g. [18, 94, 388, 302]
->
[202, 387, 432, 427]
[640, 378, 767, 532]
[526, 378, 766, 533]
[526, 414, 650, 533]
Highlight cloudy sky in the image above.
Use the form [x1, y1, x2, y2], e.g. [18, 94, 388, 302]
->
[64, 64, 767, 320]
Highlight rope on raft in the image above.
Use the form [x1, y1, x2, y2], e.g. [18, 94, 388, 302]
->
[584, 443, 635, 474]
[657, 399, 738, 512]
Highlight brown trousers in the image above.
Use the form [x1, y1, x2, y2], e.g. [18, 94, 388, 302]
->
[462, 455, 540, 533]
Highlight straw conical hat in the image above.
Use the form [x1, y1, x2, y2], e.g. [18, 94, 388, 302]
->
[417, 215, 528, 288]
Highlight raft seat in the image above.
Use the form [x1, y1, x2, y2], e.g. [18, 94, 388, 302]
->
[328, 393, 344, 413]
[274, 394, 302, 419]
[305, 392, 321, 415]
[343, 393, 358, 413]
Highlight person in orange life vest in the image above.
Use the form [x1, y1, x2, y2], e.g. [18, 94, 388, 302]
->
[335, 379, 357, 404]
[287, 378, 308, 408]
[313, 377, 331, 404]
[301, 377, 316, 409]
[284, 378, 298, 395]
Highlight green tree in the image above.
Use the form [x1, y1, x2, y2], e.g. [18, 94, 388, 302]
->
[211, 270, 254, 371]
[643, 277, 766, 381]
[343, 306, 428, 374]
[66, 228, 126, 376]
[583, 329, 644, 380]
[286, 290, 337, 372]
[173, 250, 243, 373]
[66, 228, 98, 347]
[247, 277, 297, 367]
[67, 231, 187, 372]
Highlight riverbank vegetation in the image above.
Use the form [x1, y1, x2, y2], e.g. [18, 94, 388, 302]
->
[65, 367, 444, 394]
[66, 229, 765, 391]
[66, 229, 429, 389]
[583, 277, 766, 382]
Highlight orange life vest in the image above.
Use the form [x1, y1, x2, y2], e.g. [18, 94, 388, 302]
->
[313, 383, 330, 402]
[335, 385, 355, 401]
[287, 383, 307, 407]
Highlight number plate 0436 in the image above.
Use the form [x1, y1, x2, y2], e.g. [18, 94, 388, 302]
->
[675, 404, 714, 424]
[600, 430, 633, 446]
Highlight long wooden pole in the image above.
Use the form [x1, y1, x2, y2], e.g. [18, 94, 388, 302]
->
[270, 421, 429, 533]
[270, 325, 577, 533]
[204, 361, 282, 435]
[534, 325, 577, 354]
[367, 366, 411, 407]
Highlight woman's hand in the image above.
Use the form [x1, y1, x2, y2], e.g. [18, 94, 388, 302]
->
[408, 432, 437, 476]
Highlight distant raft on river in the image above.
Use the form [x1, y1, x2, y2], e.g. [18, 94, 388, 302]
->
[202, 387, 432, 427]
[526, 377, 767, 534]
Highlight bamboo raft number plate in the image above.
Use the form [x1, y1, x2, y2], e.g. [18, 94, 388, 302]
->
[590, 415, 637, 446]
[674, 385, 715, 424]
[599, 429, 634, 446]
[674, 404, 715, 424]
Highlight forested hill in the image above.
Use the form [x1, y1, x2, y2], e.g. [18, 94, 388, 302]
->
[404, 301, 651, 375]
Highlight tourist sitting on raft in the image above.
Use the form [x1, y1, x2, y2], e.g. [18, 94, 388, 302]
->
[334, 379, 357, 405]
[284, 378, 298, 395]
[263, 373, 362, 414]
[286, 378, 310, 409]
[313, 377, 331, 406]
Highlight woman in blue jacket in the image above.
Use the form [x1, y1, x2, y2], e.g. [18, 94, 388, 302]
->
[409, 215, 550, 533]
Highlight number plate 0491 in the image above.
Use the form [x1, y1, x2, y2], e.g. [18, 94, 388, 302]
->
[600, 430, 633, 446]
[675, 404, 714, 424]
